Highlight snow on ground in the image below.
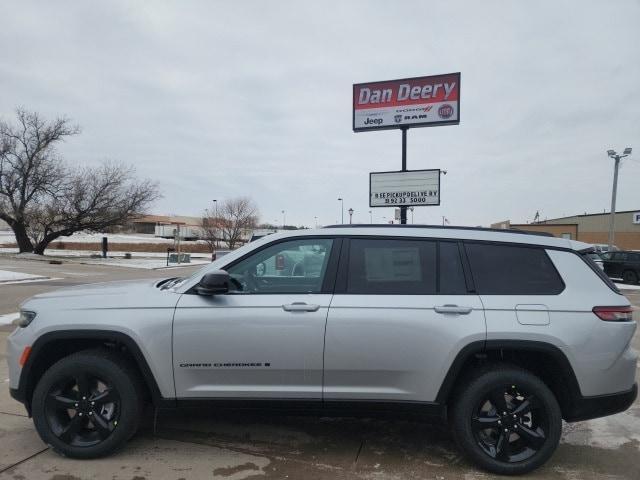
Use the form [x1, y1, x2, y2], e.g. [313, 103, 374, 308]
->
[0, 247, 214, 258]
[0, 250, 211, 270]
[81, 257, 211, 270]
[0, 269, 49, 283]
[0, 312, 18, 326]
[0, 230, 208, 245]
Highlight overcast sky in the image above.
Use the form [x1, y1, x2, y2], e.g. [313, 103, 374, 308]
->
[2, 0, 639, 227]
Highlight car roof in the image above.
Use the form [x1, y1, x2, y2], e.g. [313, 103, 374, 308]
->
[256, 225, 591, 251]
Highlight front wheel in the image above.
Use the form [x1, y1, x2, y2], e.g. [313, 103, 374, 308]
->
[623, 270, 638, 284]
[450, 366, 562, 475]
[32, 349, 143, 458]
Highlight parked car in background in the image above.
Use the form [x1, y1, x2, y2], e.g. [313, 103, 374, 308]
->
[603, 251, 640, 284]
[587, 252, 605, 270]
[592, 243, 619, 254]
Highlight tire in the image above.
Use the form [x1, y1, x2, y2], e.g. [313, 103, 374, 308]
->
[32, 349, 143, 458]
[623, 270, 638, 284]
[450, 366, 562, 475]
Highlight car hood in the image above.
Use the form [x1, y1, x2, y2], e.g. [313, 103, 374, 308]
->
[21, 278, 178, 311]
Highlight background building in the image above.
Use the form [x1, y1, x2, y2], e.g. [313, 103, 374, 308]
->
[492, 210, 640, 250]
[124, 215, 204, 236]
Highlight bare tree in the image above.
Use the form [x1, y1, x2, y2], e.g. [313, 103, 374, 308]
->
[0, 108, 78, 252]
[200, 214, 219, 256]
[203, 197, 258, 250]
[0, 108, 160, 254]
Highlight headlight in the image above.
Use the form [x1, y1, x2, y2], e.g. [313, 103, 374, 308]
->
[17, 311, 37, 328]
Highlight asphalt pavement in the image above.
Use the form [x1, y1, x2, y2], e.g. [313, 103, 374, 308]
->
[0, 256, 639, 479]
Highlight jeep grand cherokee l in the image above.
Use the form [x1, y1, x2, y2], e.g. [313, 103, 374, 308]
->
[7, 225, 637, 475]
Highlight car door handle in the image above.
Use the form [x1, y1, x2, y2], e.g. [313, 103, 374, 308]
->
[434, 305, 473, 315]
[282, 302, 320, 312]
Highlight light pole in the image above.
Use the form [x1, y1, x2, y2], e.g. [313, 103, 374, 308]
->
[282, 210, 286, 230]
[369, 210, 372, 224]
[314, 216, 318, 228]
[337, 198, 344, 224]
[607, 148, 632, 249]
[348, 208, 354, 224]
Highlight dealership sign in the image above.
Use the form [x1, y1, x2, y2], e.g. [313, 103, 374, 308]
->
[370, 169, 440, 207]
[353, 73, 460, 132]
[633, 212, 640, 224]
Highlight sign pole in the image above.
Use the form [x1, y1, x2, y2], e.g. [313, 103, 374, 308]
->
[400, 127, 408, 224]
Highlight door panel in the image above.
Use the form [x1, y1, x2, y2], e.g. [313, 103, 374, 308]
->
[173, 293, 331, 398]
[172, 236, 337, 399]
[323, 238, 485, 403]
[324, 294, 485, 402]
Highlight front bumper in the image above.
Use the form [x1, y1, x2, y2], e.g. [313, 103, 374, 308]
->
[564, 383, 637, 422]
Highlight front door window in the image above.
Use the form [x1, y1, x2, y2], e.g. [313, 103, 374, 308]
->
[226, 238, 334, 294]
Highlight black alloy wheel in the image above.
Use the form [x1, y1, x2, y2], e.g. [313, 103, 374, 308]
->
[451, 367, 562, 475]
[32, 349, 143, 458]
[44, 372, 120, 447]
[471, 384, 547, 463]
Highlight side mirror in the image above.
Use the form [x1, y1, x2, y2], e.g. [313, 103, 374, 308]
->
[196, 270, 230, 296]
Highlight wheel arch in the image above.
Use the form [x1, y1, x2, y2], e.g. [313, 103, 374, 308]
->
[436, 340, 582, 420]
[16, 330, 170, 415]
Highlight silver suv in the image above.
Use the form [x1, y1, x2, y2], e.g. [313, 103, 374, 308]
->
[7, 226, 637, 474]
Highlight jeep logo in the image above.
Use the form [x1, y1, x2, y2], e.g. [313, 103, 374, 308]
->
[364, 117, 383, 125]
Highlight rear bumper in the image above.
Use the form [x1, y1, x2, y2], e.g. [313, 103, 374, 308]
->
[564, 383, 637, 422]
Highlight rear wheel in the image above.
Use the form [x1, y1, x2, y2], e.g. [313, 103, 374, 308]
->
[451, 366, 562, 475]
[32, 349, 142, 458]
[623, 270, 638, 284]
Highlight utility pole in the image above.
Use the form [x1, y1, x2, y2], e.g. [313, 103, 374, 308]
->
[400, 127, 408, 224]
[607, 148, 632, 249]
[282, 210, 286, 230]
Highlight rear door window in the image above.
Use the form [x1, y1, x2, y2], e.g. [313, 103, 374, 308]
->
[465, 243, 564, 295]
[439, 241, 468, 294]
[347, 239, 436, 294]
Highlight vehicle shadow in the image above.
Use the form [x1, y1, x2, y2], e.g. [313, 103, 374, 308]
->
[143, 407, 469, 478]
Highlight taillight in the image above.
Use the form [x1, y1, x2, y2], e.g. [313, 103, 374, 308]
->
[592, 306, 634, 322]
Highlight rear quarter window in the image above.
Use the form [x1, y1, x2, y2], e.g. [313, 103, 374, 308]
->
[581, 250, 621, 294]
[465, 243, 564, 295]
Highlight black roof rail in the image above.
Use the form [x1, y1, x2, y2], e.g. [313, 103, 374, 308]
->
[321, 224, 555, 237]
